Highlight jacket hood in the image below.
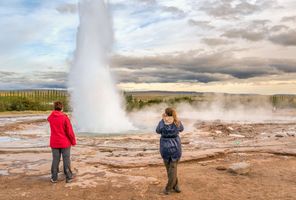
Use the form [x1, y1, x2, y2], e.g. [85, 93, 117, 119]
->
[163, 116, 174, 125]
[48, 110, 65, 119]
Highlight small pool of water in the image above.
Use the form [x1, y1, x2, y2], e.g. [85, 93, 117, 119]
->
[77, 127, 153, 137]
[0, 115, 47, 126]
[0, 169, 9, 176]
[0, 136, 20, 143]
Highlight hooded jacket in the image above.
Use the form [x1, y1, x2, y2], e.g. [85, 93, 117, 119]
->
[47, 110, 76, 148]
[156, 116, 184, 161]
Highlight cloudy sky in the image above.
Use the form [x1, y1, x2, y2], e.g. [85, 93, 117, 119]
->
[0, 0, 296, 94]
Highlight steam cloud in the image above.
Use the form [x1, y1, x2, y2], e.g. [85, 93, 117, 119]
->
[68, 0, 134, 133]
[129, 94, 296, 132]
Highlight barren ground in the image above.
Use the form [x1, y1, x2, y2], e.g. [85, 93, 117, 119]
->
[0, 112, 295, 200]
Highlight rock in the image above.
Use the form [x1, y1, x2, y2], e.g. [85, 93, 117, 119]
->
[275, 134, 284, 138]
[216, 166, 227, 171]
[136, 152, 144, 157]
[106, 153, 113, 157]
[100, 149, 113, 153]
[287, 132, 295, 137]
[229, 134, 245, 138]
[227, 126, 234, 131]
[147, 177, 160, 185]
[227, 162, 251, 175]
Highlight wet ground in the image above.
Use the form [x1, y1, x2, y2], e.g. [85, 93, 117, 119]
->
[0, 111, 295, 200]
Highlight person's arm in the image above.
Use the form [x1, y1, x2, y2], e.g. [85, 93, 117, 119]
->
[47, 113, 51, 122]
[156, 120, 164, 134]
[178, 121, 184, 132]
[64, 116, 76, 146]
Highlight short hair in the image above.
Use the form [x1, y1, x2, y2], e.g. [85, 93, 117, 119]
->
[54, 101, 63, 111]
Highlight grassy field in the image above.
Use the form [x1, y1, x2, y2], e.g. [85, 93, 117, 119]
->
[0, 90, 296, 112]
[125, 91, 296, 110]
[0, 90, 69, 112]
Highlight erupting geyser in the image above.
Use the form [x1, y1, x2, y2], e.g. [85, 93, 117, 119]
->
[68, 0, 134, 133]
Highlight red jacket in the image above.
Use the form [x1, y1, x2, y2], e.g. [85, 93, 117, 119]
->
[48, 111, 76, 148]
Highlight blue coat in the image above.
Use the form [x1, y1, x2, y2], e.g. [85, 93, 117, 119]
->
[156, 119, 184, 161]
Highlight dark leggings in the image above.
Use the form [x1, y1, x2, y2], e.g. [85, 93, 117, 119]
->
[51, 147, 72, 181]
[163, 159, 179, 190]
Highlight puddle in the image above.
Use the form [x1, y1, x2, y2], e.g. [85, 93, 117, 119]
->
[5, 125, 50, 136]
[77, 130, 150, 137]
[0, 169, 9, 176]
[0, 137, 47, 148]
[0, 137, 20, 143]
[0, 115, 47, 126]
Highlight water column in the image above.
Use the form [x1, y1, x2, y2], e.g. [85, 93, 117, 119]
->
[68, 0, 134, 133]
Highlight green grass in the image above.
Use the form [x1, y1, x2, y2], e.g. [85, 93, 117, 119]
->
[0, 90, 296, 112]
[0, 90, 69, 112]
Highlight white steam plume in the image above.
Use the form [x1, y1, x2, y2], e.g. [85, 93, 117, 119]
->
[68, 0, 134, 133]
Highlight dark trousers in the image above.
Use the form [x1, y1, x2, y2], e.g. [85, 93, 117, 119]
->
[51, 147, 72, 181]
[164, 159, 179, 191]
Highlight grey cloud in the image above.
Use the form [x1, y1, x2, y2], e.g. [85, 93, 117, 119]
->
[281, 16, 296, 22]
[2, 53, 295, 88]
[270, 25, 289, 32]
[200, 0, 268, 19]
[136, 0, 157, 4]
[113, 68, 232, 83]
[270, 59, 296, 73]
[221, 19, 271, 41]
[136, 0, 186, 18]
[188, 19, 215, 29]
[177, 54, 274, 79]
[221, 20, 296, 45]
[222, 28, 266, 41]
[35, 71, 68, 83]
[202, 38, 231, 46]
[0, 71, 67, 89]
[110, 51, 293, 83]
[234, 1, 260, 15]
[269, 30, 296, 46]
[56, 3, 77, 14]
[251, 20, 271, 26]
[0, 71, 17, 77]
[162, 6, 186, 17]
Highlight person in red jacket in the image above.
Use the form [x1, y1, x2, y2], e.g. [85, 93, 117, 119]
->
[48, 101, 76, 183]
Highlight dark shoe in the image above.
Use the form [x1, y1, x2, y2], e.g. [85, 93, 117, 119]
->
[173, 185, 181, 193]
[66, 178, 73, 183]
[163, 188, 170, 195]
[50, 178, 58, 183]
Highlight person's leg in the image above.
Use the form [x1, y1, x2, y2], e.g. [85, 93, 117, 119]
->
[163, 159, 170, 179]
[168, 160, 178, 190]
[173, 160, 181, 193]
[61, 147, 73, 182]
[163, 159, 171, 194]
[51, 148, 61, 182]
[165, 158, 178, 193]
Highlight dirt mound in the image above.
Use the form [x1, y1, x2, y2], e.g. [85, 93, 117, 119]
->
[196, 121, 257, 138]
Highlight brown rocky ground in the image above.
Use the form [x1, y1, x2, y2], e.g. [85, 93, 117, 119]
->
[0, 113, 296, 200]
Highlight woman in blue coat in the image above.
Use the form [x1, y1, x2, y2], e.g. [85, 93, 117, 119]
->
[156, 107, 184, 195]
